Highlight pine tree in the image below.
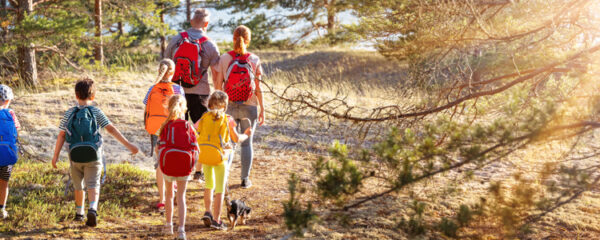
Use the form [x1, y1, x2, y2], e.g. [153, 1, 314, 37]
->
[211, 0, 356, 44]
[278, 0, 600, 238]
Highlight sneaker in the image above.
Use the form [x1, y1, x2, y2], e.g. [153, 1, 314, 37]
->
[193, 171, 205, 182]
[73, 213, 85, 222]
[86, 209, 97, 227]
[163, 224, 173, 235]
[177, 229, 186, 240]
[210, 220, 227, 230]
[241, 179, 252, 189]
[1, 209, 7, 219]
[201, 211, 213, 227]
[156, 202, 165, 213]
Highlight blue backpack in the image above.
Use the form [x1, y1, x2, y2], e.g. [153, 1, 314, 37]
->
[65, 106, 102, 163]
[0, 109, 18, 166]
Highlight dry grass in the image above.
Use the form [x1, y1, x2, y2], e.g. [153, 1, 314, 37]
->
[3, 49, 600, 239]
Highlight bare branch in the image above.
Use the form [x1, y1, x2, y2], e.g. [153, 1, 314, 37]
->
[35, 45, 82, 71]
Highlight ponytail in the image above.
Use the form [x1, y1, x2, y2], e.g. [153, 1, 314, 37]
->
[233, 25, 251, 55]
[155, 59, 176, 84]
[158, 95, 187, 134]
[207, 90, 229, 121]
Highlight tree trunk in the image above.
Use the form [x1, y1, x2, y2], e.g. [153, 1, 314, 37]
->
[326, 0, 336, 34]
[117, 21, 124, 36]
[17, 0, 37, 86]
[94, 0, 104, 65]
[160, 10, 166, 59]
[186, 0, 191, 23]
[1, 0, 7, 40]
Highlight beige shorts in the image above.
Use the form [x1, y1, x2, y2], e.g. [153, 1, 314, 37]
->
[163, 174, 191, 182]
[70, 160, 103, 190]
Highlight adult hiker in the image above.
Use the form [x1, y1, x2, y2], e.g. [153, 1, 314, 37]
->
[214, 25, 265, 189]
[165, 8, 220, 181]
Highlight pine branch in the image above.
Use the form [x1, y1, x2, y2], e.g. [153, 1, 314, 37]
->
[263, 44, 600, 123]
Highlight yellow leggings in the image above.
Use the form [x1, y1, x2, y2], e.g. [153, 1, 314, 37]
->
[203, 163, 229, 193]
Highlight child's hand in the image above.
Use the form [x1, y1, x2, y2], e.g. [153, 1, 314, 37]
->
[244, 127, 252, 136]
[51, 157, 58, 169]
[128, 144, 140, 155]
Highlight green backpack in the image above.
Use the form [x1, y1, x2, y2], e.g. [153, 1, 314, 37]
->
[65, 106, 102, 163]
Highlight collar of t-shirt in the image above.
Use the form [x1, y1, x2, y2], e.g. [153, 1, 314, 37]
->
[184, 28, 207, 40]
[76, 103, 93, 109]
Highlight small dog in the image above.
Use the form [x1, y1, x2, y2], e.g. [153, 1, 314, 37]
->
[226, 199, 251, 230]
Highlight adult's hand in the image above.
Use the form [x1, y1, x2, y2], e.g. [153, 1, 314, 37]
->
[258, 109, 265, 126]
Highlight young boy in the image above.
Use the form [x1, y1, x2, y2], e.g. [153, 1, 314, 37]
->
[0, 84, 20, 219]
[51, 78, 139, 227]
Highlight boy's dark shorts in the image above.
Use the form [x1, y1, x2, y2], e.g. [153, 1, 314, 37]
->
[0, 165, 14, 181]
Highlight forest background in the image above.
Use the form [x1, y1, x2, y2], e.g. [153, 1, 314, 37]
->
[3, 0, 600, 239]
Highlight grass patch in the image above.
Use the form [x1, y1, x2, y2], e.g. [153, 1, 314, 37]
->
[0, 160, 154, 235]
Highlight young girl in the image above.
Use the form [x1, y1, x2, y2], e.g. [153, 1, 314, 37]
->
[196, 90, 251, 230]
[143, 59, 187, 212]
[158, 95, 197, 239]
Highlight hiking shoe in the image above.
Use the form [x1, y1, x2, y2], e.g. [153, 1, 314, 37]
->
[177, 229, 186, 240]
[1, 209, 7, 219]
[163, 224, 173, 235]
[73, 213, 85, 222]
[86, 209, 97, 227]
[193, 171, 204, 182]
[201, 211, 213, 227]
[210, 220, 227, 230]
[241, 179, 252, 189]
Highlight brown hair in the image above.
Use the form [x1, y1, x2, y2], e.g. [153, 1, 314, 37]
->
[75, 78, 96, 100]
[155, 59, 175, 83]
[158, 95, 187, 134]
[207, 90, 228, 120]
[233, 25, 251, 55]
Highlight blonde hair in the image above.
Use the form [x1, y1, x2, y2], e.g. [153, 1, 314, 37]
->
[207, 90, 228, 120]
[155, 59, 175, 84]
[233, 25, 251, 55]
[159, 95, 187, 134]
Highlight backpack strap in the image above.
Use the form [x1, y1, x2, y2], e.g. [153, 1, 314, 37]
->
[228, 50, 251, 61]
[197, 36, 210, 45]
[65, 107, 79, 137]
[180, 32, 189, 41]
[85, 106, 101, 136]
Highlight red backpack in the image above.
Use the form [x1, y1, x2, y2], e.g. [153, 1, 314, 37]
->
[224, 51, 256, 102]
[172, 32, 210, 88]
[158, 119, 198, 177]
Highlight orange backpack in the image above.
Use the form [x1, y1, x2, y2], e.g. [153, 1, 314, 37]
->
[144, 82, 175, 135]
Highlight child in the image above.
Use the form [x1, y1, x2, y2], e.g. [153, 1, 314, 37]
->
[143, 59, 187, 212]
[52, 78, 139, 227]
[157, 95, 198, 240]
[197, 90, 251, 230]
[0, 84, 20, 219]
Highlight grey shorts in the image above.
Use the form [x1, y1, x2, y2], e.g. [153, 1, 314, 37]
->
[70, 160, 103, 190]
[152, 135, 159, 169]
